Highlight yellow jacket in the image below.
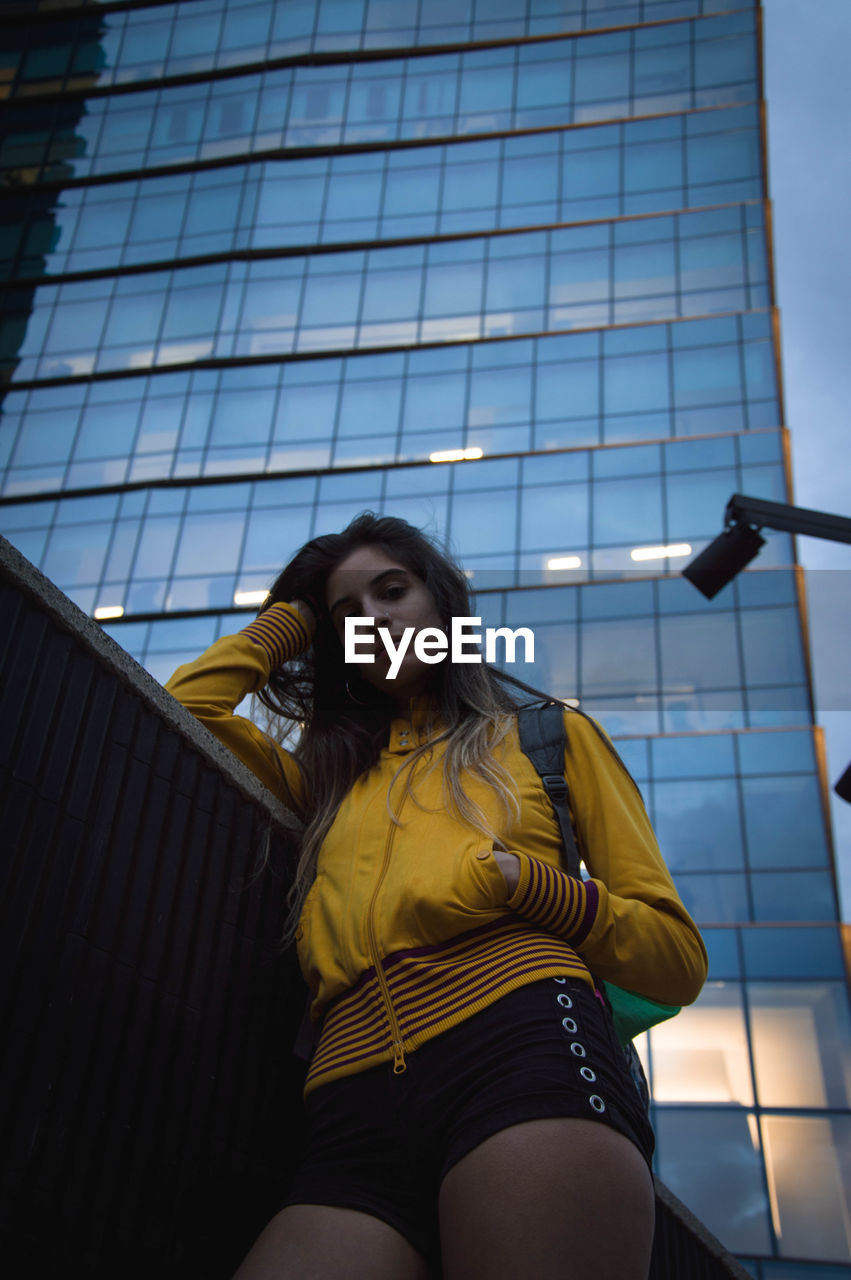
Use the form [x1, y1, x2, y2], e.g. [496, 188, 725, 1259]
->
[166, 602, 707, 1093]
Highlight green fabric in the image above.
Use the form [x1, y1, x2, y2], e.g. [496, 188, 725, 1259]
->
[603, 981, 680, 1047]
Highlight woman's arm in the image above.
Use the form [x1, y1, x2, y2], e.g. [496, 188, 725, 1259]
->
[501, 712, 708, 1008]
[165, 601, 314, 812]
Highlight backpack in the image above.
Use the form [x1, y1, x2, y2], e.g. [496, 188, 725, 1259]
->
[516, 701, 680, 1106]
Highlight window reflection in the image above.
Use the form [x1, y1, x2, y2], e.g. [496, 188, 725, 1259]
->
[649, 982, 754, 1105]
[748, 983, 851, 1110]
[761, 1115, 851, 1263]
[7, 17, 759, 183]
[653, 1108, 772, 1254]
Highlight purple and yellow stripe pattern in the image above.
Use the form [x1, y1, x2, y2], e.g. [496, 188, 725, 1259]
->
[304, 917, 595, 1094]
[508, 854, 599, 948]
[241, 602, 311, 668]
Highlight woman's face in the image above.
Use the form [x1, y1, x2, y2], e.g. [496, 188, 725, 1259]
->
[325, 544, 444, 708]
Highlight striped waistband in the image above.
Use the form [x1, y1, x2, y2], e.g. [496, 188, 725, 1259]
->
[304, 918, 594, 1095]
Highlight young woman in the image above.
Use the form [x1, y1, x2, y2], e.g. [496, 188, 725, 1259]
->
[166, 512, 707, 1280]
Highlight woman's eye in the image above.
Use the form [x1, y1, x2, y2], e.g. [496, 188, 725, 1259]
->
[383, 584, 405, 600]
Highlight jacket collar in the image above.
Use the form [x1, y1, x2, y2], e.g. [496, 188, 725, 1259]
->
[388, 694, 441, 754]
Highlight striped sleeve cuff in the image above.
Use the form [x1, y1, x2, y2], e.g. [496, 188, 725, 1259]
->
[241, 602, 312, 669]
[507, 853, 599, 948]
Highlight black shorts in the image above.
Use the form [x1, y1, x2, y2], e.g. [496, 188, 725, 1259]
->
[282, 975, 655, 1266]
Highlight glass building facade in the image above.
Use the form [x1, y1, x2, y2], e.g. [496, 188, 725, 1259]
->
[1, 2, 849, 1272]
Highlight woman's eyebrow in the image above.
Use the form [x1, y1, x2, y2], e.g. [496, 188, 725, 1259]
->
[329, 568, 409, 618]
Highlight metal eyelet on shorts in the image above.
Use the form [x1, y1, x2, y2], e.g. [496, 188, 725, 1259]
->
[580, 1066, 597, 1082]
[570, 1041, 587, 1058]
[553, 976, 568, 984]
[561, 1017, 578, 1033]
[589, 1095, 606, 1114]
[556, 993, 573, 1009]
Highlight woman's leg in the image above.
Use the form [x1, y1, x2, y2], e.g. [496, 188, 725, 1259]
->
[438, 1117, 655, 1280]
[232, 1204, 431, 1280]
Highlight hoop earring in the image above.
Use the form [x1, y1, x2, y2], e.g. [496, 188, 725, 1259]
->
[345, 679, 367, 706]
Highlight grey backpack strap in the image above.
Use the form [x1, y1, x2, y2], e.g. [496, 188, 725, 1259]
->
[516, 702, 581, 879]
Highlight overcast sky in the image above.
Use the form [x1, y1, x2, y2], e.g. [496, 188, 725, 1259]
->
[762, 0, 851, 919]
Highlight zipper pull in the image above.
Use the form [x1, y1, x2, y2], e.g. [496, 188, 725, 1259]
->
[392, 1039, 407, 1074]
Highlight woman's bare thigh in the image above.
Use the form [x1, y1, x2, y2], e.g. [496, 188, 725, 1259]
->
[232, 1204, 431, 1280]
[438, 1117, 655, 1280]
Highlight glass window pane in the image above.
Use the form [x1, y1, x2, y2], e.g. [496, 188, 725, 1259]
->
[443, 158, 499, 212]
[361, 267, 422, 321]
[518, 621, 577, 697]
[592, 475, 664, 544]
[650, 732, 736, 779]
[423, 259, 484, 316]
[634, 40, 690, 99]
[174, 511, 245, 575]
[516, 54, 572, 109]
[297, 270, 355, 326]
[46, 298, 110, 353]
[536, 360, 600, 420]
[742, 926, 846, 980]
[737, 729, 816, 775]
[614, 239, 676, 299]
[42, 523, 110, 587]
[751, 870, 836, 923]
[563, 148, 620, 201]
[749, 982, 851, 1109]
[459, 63, 514, 114]
[680, 231, 745, 293]
[742, 774, 828, 869]
[694, 32, 755, 91]
[654, 1108, 772, 1254]
[604, 352, 669, 413]
[450, 488, 517, 555]
[12, 409, 78, 466]
[520, 482, 588, 553]
[241, 506, 313, 573]
[674, 871, 750, 924]
[581, 616, 658, 697]
[574, 51, 630, 104]
[209, 389, 275, 447]
[740, 607, 807, 686]
[503, 151, 559, 205]
[550, 247, 609, 305]
[659, 610, 741, 691]
[762, 1115, 851, 1262]
[485, 254, 546, 311]
[624, 139, 683, 194]
[688, 129, 760, 186]
[275, 383, 339, 441]
[673, 342, 743, 407]
[652, 778, 743, 871]
[258, 174, 326, 226]
[402, 372, 466, 434]
[468, 365, 531, 427]
[132, 516, 179, 579]
[666, 468, 739, 539]
[649, 982, 754, 1105]
[383, 165, 440, 216]
[338, 379, 402, 436]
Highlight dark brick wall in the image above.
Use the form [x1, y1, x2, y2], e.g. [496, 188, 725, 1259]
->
[1, 536, 307, 1276]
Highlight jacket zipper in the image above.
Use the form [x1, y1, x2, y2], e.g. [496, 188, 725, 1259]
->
[365, 768, 411, 1075]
